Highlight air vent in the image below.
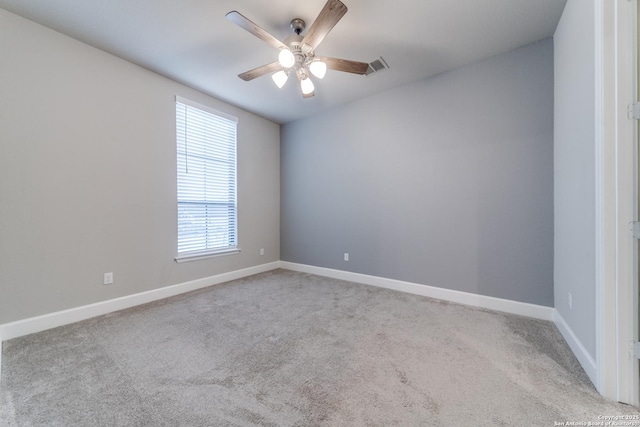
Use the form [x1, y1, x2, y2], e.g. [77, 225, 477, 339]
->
[366, 57, 389, 76]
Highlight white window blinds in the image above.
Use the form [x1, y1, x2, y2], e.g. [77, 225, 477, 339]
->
[176, 97, 238, 257]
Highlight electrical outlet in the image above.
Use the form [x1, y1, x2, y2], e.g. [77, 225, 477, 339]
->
[260, 248, 264, 256]
[568, 292, 572, 310]
[104, 272, 113, 285]
[344, 253, 349, 262]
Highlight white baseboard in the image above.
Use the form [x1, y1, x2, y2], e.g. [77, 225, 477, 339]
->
[280, 262, 555, 321]
[0, 261, 281, 343]
[553, 310, 597, 385]
[0, 261, 557, 344]
[0, 261, 581, 388]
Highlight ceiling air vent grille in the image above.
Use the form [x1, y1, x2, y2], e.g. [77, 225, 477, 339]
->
[366, 57, 389, 76]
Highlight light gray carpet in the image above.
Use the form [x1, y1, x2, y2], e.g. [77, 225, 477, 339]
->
[1, 269, 638, 426]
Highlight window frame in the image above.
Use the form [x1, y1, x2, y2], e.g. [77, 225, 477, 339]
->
[174, 96, 240, 263]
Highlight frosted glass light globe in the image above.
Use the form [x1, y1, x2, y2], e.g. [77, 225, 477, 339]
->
[278, 49, 295, 68]
[300, 77, 315, 95]
[272, 70, 289, 88]
[309, 61, 327, 79]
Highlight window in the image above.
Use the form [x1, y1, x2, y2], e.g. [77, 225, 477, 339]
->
[175, 96, 238, 261]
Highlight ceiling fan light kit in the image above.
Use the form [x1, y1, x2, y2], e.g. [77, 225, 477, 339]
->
[226, 0, 372, 98]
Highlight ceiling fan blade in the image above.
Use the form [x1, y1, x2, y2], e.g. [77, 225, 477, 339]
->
[301, 0, 347, 50]
[226, 11, 287, 50]
[316, 56, 369, 75]
[238, 62, 283, 81]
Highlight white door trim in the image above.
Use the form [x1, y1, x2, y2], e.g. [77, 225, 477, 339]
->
[596, 0, 638, 406]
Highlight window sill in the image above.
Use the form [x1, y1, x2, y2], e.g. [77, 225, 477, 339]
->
[174, 248, 241, 263]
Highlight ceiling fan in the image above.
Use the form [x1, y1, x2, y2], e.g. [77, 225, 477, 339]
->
[226, 0, 370, 98]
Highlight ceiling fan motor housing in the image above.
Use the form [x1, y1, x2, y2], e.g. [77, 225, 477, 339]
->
[287, 19, 313, 71]
[283, 34, 314, 73]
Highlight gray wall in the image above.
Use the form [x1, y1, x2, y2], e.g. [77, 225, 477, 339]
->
[553, 0, 596, 358]
[281, 39, 554, 307]
[0, 9, 280, 324]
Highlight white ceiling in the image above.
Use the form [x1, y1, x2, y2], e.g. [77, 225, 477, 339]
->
[0, 0, 567, 124]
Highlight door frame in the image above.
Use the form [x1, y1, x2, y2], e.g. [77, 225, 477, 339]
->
[596, 0, 639, 406]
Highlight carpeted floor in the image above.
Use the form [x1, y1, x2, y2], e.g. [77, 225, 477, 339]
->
[1, 269, 638, 426]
